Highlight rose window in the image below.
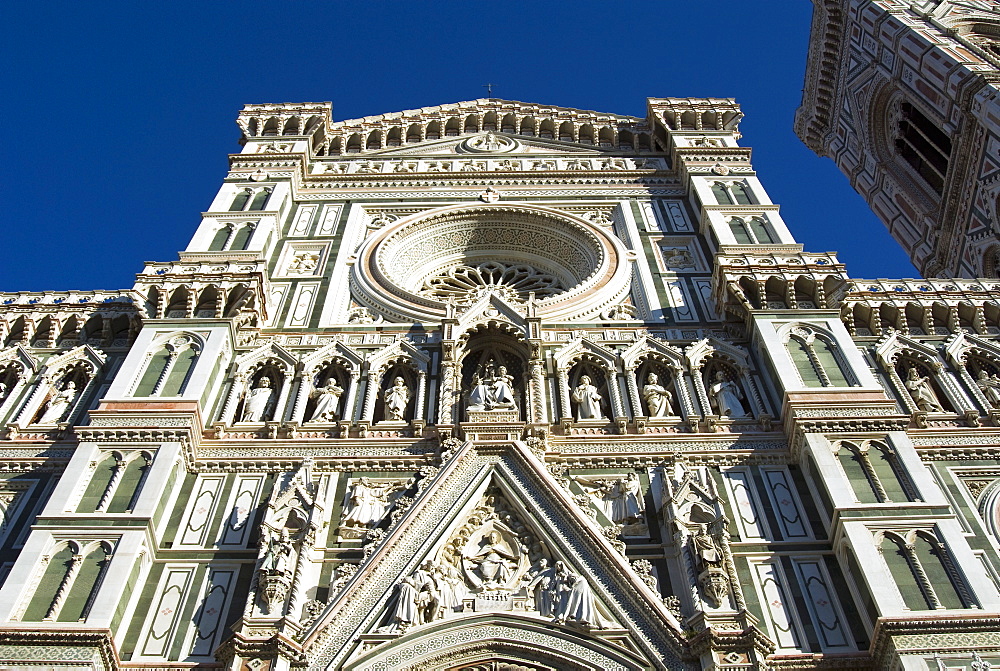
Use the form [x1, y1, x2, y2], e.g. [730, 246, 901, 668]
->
[420, 261, 564, 302]
[350, 203, 632, 322]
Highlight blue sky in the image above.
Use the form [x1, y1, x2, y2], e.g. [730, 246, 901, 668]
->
[1, 2, 918, 292]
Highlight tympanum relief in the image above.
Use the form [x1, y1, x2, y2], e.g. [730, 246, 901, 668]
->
[380, 489, 610, 634]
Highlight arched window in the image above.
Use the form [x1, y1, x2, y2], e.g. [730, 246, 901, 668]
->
[785, 327, 853, 387]
[248, 188, 271, 211]
[837, 440, 915, 503]
[77, 451, 152, 514]
[229, 189, 252, 212]
[879, 531, 971, 610]
[22, 541, 113, 622]
[730, 181, 755, 205]
[748, 216, 776, 243]
[894, 102, 951, 195]
[729, 217, 752, 244]
[712, 182, 734, 205]
[208, 225, 233, 251]
[229, 222, 254, 250]
[133, 336, 201, 397]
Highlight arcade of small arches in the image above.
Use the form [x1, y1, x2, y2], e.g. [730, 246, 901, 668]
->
[241, 107, 658, 156]
[143, 284, 257, 320]
[843, 299, 1000, 337]
[1, 313, 137, 350]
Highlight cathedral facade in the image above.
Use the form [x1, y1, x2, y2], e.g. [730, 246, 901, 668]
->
[0, 96, 998, 670]
[797, 0, 1000, 278]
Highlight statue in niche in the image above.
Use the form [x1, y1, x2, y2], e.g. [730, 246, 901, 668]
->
[904, 366, 944, 412]
[526, 558, 558, 617]
[466, 360, 517, 413]
[707, 371, 749, 418]
[693, 524, 721, 569]
[551, 561, 599, 627]
[259, 528, 294, 577]
[382, 376, 410, 421]
[976, 369, 1000, 408]
[38, 380, 78, 424]
[463, 530, 520, 590]
[571, 375, 604, 421]
[242, 377, 277, 422]
[342, 478, 403, 529]
[308, 379, 343, 422]
[642, 373, 673, 417]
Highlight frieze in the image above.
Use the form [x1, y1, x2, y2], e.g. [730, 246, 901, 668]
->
[552, 438, 787, 453]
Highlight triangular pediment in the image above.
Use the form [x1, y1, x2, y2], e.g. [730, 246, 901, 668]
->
[301, 441, 689, 670]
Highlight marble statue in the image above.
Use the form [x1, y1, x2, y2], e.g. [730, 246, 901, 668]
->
[693, 524, 721, 568]
[242, 377, 276, 422]
[464, 530, 519, 589]
[259, 528, 294, 577]
[342, 478, 396, 528]
[905, 366, 944, 412]
[383, 376, 410, 421]
[610, 473, 644, 525]
[642, 373, 673, 417]
[38, 380, 78, 424]
[466, 361, 517, 412]
[467, 373, 490, 410]
[571, 375, 603, 421]
[526, 558, 557, 617]
[308, 379, 343, 422]
[976, 370, 1000, 408]
[552, 561, 598, 626]
[708, 371, 748, 418]
[391, 575, 421, 630]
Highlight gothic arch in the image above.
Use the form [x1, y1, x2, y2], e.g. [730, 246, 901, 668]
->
[776, 322, 856, 387]
[342, 613, 652, 670]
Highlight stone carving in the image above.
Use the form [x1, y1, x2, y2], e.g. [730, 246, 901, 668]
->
[464, 530, 520, 589]
[571, 375, 604, 421]
[347, 306, 376, 324]
[550, 561, 599, 627]
[661, 247, 696, 269]
[601, 304, 636, 320]
[642, 373, 673, 417]
[382, 376, 410, 421]
[308, 379, 343, 422]
[586, 211, 613, 226]
[707, 371, 748, 418]
[575, 474, 646, 533]
[242, 378, 277, 422]
[341, 477, 408, 535]
[287, 252, 320, 274]
[464, 131, 514, 153]
[600, 158, 628, 171]
[37, 380, 78, 424]
[526, 558, 558, 617]
[905, 366, 944, 412]
[421, 261, 563, 302]
[692, 522, 729, 607]
[976, 370, 1000, 408]
[466, 360, 517, 414]
[255, 460, 322, 617]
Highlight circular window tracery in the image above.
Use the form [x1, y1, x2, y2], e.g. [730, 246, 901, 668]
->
[350, 204, 631, 322]
[420, 261, 564, 303]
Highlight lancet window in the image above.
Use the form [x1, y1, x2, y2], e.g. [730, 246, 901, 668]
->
[229, 187, 271, 212]
[878, 530, 972, 610]
[894, 102, 951, 195]
[133, 335, 201, 397]
[711, 180, 755, 205]
[729, 216, 776, 244]
[835, 440, 916, 504]
[208, 222, 255, 251]
[76, 450, 152, 513]
[785, 327, 853, 387]
[21, 540, 114, 622]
